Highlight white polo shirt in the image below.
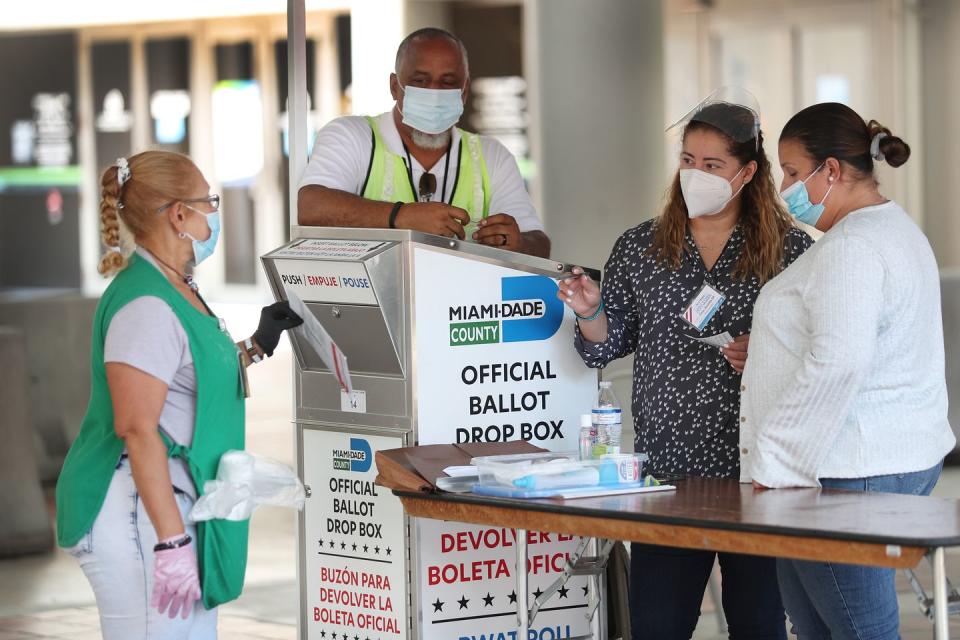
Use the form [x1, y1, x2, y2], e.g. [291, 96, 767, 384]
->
[299, 111, 544, 233]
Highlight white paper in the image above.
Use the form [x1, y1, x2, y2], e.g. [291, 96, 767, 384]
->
[340, 389, 366, 412]
[286, 291, 353, 393]
[687, 331, 735, 348]
[442, 465, 478, 478]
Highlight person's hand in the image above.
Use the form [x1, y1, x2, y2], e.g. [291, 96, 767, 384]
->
[151, 536, 201, 619]
[721, 333, 749, 373]
[253, 301, 304, 357]
[394, 202, 470, 239]
[556, 267, 602, 318]
[473, 213, 521, 251]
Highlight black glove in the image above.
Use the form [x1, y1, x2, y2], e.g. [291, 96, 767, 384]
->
[252, 301, 303, 357]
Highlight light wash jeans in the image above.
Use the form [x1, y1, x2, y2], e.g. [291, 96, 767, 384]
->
[65, 458, 217, 640]
[776, 461, 944, 640]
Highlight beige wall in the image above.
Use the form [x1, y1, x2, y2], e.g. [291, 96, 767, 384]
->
[525, 0, 665, 269]
[921, 0, 960, 269]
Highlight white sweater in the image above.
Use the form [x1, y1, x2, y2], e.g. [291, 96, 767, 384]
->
[739, 201, 955, 487]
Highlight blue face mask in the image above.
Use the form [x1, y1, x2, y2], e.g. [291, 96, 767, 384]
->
[400, 85, 464, 135]
[184, 208, 220, 266]
[780, 162, 833, 226]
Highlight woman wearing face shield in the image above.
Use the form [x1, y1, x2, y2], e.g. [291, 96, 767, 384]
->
[55, 151, 303, 639]
[559, 89, 813, 639]
[741, 103, 955, 639]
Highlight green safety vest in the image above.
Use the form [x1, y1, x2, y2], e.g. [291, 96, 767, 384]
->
[56, 253, 248, 610]
[360, 115, 492, 236]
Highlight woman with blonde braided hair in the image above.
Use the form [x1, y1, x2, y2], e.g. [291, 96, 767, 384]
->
[57, 150, 303, 639]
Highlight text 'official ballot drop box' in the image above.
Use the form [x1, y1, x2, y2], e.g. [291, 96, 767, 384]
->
[261, 228, 601, 640]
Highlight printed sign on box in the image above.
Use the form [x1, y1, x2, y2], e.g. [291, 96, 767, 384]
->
[413, 248, 598, 640]
[302, 430, 407, 640]
[272, 239, 388, 261]
[275, 258, 378, 305]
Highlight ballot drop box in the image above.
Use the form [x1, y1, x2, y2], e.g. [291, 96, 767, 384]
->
[261, 228, 601, 640]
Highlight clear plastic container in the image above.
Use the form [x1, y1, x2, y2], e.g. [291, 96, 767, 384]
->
[472, 451, 580, 487]
[472, 451, 649, 493]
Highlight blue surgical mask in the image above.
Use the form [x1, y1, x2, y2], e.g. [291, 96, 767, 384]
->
[184, 208, 220, 265]
[780, 163, 834, 226]
[400, 85, 464, 135]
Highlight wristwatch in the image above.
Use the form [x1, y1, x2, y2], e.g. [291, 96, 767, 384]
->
[244, 337, 263, 364]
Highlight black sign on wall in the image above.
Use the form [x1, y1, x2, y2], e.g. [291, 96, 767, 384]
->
[92, 41, 133, 178]
[0, 33, 81, 288]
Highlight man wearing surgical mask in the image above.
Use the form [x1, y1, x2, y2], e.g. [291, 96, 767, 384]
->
[298, 27, 550, 257]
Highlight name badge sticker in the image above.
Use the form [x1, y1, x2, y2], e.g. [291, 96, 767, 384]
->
[681, 282, 726, 332]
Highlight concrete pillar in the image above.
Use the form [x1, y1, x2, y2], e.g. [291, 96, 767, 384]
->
[921, 0, 960, 269]
[0, 327, 53, 557]
[525, 0, 665, 268]
[524, 0, 665, 442]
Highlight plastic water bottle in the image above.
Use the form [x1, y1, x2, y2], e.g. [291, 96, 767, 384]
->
[592, 381, 622, 457]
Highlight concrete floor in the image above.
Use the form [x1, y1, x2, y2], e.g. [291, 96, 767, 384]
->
[1, 303, 959, 639]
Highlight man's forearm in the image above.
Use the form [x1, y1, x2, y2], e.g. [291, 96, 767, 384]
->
[520, 230, 551, 259]
[297, 185, 393, 227]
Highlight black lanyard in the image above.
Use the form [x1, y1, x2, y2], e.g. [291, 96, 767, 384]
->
[403, 136, 453, 203]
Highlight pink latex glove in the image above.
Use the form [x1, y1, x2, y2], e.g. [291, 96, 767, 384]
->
[151, 536, 202, 619]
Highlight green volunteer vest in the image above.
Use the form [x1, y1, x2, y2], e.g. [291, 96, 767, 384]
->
[360, 115, 492, 236]
[56, 253, 248, 609]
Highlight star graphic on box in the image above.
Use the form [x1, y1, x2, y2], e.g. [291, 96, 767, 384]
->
[482, 592, 494, 607]
[432, 598, 444, 612]
[457, 595, 469, 610]
[508, 590, 517, 604]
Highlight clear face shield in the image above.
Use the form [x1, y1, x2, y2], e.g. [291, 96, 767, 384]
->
[666, 87, 763, 219]
[666, 86, 762, 153]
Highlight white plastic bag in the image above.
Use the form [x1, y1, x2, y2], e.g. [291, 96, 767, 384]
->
[187, 450, 305, 522]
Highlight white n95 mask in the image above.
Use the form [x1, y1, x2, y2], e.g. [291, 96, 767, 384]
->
[679, 167, 745, 218]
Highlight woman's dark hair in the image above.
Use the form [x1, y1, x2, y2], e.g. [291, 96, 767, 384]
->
[779, 102, 911, 175]
[650, 103, 795, 284]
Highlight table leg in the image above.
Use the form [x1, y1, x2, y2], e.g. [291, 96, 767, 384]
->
[934, 546, 949, 640]
[517, 528, 529, 640]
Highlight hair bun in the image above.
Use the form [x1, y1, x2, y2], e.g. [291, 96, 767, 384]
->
[867, 120, 910, 168]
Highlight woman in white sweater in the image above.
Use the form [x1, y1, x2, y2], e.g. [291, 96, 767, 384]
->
[740, 102, 955, 638]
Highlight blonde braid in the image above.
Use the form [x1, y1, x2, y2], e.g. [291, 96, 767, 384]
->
[97, 164, 129, 276]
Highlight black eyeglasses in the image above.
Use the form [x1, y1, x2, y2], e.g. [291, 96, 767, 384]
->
[156, 194, 221, 214]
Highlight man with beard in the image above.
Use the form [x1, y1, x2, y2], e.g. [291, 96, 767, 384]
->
[297, 28, 550, 257]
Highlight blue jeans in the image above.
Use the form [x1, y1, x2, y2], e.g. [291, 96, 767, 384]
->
[64, 458, 217, 639]
[777, 461, 944, 640]
[630, 543, 787, 640]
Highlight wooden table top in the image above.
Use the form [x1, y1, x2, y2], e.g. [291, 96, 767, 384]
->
[395, 478, 960, 568]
